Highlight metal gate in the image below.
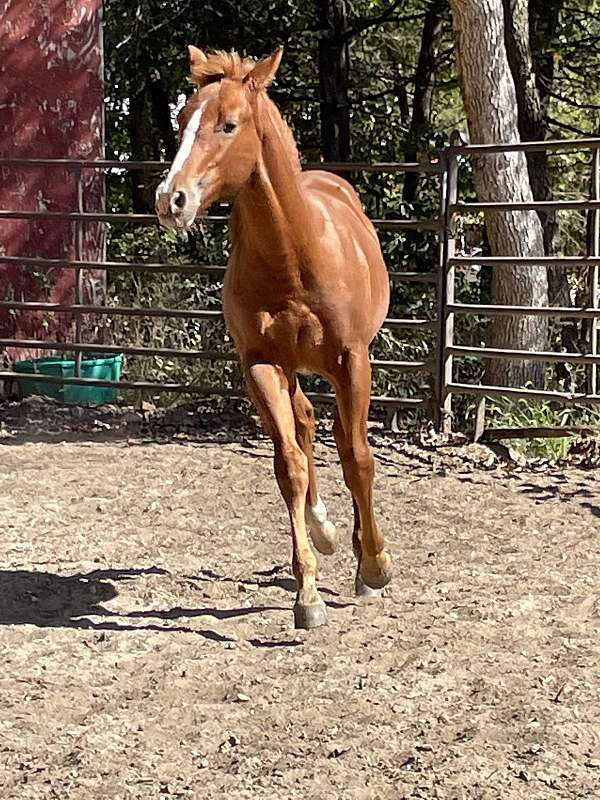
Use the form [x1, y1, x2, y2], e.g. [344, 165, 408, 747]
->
[439, 136, 600, 438]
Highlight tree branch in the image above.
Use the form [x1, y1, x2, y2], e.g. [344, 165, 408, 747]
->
[116, 0, 194, 50]
[435, 78, 459, 88]
[270, 91, 317, 104]
[344, 6, 425, 41]
[562, 5, 600, 19]
[548, 91, 600, 111]
[561, 62, 595, 80]
[547, 116, 593, 136]
[352, 88, 400, 103]
[434, 47, 455, 67]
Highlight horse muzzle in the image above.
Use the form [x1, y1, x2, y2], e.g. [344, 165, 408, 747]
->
[155, 184, 201, 231]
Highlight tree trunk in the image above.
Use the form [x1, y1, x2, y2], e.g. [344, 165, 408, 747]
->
[150, 77, 178, 162]
[502, 0, 553, 249]
[0, 0, 105, 361]
[503, 0, 564, 300]
[529, 0, 562, 112]
[450, 0, 548, 388]
[403, 0, 444, 206]
[317, 0, 352, 163]
[504, 0, 574, 391]
[530, 0, 564, 302]
[128, 78, 162, 213]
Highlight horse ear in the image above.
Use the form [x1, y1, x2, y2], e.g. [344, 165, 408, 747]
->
[188, 45, 207, 69]
[244, 47, 283, 91]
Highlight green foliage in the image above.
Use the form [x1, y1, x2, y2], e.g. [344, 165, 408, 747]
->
[485, 397, 600, 459]
[101, 0, 600, 428]
[106, 223, 241, 402]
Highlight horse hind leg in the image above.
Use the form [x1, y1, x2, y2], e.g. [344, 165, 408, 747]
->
[305, 496, 337, 555]
[292, 384, 337, 555]
[333, 415, 384, 598]
[332, 349, 392, 594]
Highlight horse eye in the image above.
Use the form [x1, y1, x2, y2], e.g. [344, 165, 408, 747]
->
[223, 122, 237, 134]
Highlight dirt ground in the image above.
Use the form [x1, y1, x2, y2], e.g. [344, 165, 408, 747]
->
[0, 399, 599, 799]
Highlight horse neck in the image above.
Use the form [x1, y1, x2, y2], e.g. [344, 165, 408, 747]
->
[232, 95, 309, 271]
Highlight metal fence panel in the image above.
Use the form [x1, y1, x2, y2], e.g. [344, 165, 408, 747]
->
[0, 158, 442, 412]
[3, 138, 600, 439]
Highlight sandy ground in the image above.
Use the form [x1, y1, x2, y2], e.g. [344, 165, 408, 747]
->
[0, 401, 599, 799]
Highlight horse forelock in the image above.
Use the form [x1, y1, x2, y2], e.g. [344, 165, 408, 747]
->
[190, 50, 255, 87]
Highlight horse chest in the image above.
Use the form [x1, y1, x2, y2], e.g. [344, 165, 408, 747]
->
[225, 296, 325, 363]
[256, 305, 324, 351]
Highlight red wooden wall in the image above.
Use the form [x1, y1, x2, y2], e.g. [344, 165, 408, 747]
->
[0, 0, 105, 361]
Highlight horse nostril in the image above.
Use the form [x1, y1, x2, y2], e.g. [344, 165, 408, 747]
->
[172, 190, 186, 210]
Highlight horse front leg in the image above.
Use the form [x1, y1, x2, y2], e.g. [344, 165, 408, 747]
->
[244, 362, 327, 630]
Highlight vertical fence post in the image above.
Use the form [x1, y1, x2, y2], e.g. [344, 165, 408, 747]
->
[435, 137, 459, 433]
[590, 147, 600, 395]
[74, 166, 84, 378]
[433, 154, 448, 430]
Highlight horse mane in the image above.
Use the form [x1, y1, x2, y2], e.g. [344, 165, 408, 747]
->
[190, 50, 255, 87]
[261, 96, 301, 174]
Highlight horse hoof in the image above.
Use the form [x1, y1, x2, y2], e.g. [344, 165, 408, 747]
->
[309, 519, 338, 555]
[360, 551, 392, 591]
[294, 601, 328, 630]
[355, 574, 384, 598]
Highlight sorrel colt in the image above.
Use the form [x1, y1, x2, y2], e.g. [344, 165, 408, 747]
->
[156, 47, 392, 629]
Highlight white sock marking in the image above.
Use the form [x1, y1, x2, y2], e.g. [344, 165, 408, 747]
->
[308, 495, 328, 525]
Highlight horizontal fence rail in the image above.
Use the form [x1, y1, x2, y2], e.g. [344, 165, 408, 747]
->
[0, 338, 238, 361]
[0, 255, 438, 284]
[448, 303, 600, 318]
[447, 381, 600, 405]
[450, 256, 600, 267]
[0, 370, 427, 408]
[449, 345, 600, 366]
[0, 157, 444, 173]
[0, 338, 432, 373]
[0, 208, 441, 232]
[452, 200, 600, 212]
[443, 136, 600, 155]
[0, 299, 434, 332]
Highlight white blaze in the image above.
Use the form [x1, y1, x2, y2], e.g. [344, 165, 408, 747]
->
[156, 101, 206, 196]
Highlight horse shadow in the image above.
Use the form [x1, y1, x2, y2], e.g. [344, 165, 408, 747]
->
[0, 402, 266, 448]
[517, 479, 600, 519]
[0, 565, 304, 646]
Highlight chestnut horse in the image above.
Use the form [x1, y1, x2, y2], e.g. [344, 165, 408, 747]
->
[156, 47, 392, 629]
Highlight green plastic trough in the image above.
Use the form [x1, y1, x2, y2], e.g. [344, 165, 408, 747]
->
[13, 353, 123, 406]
